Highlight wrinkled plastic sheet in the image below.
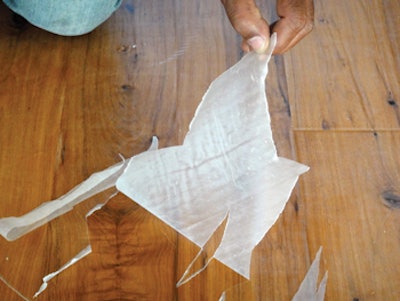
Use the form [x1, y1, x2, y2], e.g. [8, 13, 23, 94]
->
[0, 33, 313, 297]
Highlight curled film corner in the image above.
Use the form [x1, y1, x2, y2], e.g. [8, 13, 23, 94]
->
[0, 33, 312, 296]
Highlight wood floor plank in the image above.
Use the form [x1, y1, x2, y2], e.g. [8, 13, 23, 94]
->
[0, 0, 306, 297]
[284, 0, 400, 130]
[1, 0, 399, 300]
[295, 131, 400, 300]
[0, 0, 291, 300]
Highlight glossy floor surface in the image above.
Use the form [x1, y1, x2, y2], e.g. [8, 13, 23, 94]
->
[0, 0, 399, 300]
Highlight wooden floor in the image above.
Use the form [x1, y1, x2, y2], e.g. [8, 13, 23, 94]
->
[0, 0, 399, 300]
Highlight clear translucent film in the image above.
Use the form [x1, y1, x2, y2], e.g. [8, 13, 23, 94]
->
[0, 34, 315, 297]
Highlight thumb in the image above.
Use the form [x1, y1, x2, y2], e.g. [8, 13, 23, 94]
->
[222, 0, 271, 53]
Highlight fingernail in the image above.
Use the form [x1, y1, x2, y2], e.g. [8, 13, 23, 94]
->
[247, 36, 267, 54]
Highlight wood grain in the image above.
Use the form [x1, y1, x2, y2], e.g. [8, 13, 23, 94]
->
[0, 0, 399, 300]
[295, 131, 400, 300]
[285, 0, 400, 130]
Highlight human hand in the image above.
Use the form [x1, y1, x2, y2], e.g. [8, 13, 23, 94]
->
[221, 0, 314, 54]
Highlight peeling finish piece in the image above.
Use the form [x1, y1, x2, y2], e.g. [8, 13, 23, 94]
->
[116, 33, 308, 280]
[33, 245, 92, 298]
[292, 247, 328, 301]
[0, 34, 309, 292]
[216, 247, 327, 301]
[0, 160, 128, 241]
[177, 213, 230, 286]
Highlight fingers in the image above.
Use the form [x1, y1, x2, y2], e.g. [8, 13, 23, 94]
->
[221, 0, 314, 54]
[221, 0, 271, 53]
[271, 0, 314, 54]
